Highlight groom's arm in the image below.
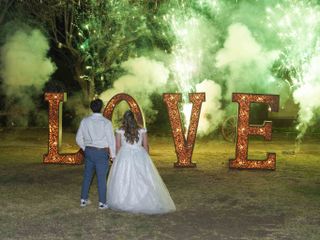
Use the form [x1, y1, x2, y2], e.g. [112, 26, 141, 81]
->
[105, 122, 116, 159]
[76, 120, 85, 151]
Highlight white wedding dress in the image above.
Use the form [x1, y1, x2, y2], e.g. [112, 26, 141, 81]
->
[107, 128, 176, 214]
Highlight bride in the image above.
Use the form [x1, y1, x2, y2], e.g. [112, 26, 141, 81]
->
[107, 110, 176, 214]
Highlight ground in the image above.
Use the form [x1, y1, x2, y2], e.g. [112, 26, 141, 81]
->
[0, 128, 320, 240]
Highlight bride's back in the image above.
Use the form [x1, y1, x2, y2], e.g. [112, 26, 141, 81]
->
[116, 128, 146, 148]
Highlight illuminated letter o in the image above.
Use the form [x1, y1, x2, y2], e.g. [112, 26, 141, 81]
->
[103, 93, 144, 126]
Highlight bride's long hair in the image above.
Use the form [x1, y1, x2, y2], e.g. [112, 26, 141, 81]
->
[121, 110, 141, 144]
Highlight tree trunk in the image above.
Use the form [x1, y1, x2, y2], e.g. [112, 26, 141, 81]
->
[73, 56, 95, 102]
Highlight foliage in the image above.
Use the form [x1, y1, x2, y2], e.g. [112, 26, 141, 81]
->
[15, 0, 170, 99]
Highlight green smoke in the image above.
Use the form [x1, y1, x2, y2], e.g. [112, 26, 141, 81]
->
[0, 25, 56, 127]
[6, 0, 320, 138]
[151, 0, 320, 138]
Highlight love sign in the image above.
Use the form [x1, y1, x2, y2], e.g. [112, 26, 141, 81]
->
[43, 92, 279, 170]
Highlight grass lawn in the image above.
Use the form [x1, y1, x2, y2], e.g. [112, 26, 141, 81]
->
[0, 128, 320, 239]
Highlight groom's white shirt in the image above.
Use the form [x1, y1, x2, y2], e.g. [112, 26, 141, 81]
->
[76, 113, 116, 158]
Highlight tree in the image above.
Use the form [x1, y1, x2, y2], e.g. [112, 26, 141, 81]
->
[0, 0, 14, 26]
[17, 0, 167, 100]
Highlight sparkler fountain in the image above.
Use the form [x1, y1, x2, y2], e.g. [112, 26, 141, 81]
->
[266, 0, 320, 147]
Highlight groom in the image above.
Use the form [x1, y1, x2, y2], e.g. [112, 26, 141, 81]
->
[76, 98, 116, 210]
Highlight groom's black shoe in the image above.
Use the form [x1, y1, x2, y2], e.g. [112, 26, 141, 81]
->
[99, 202, 109, 210]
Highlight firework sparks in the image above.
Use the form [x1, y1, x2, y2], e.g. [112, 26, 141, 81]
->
[266, 0, 320, 139]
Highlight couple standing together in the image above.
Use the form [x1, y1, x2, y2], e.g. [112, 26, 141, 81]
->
[76, 99, 176, 214]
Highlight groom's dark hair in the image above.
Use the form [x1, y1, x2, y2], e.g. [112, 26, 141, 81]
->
[90, 99, 103, 113]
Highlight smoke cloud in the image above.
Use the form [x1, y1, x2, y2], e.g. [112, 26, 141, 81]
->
[3, 1, 319, 140]
[263, 0, 320, 139]
[99, 57, 169, 127]
[195, 79, 224, 136]
[0, 28, 56, 126]
[293, 55, 320, 139]
[216, 23, 281, 99]
[89, 1, 320, 139]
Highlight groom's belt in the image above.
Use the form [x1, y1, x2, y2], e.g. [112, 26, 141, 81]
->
[86, 146, 109, 152]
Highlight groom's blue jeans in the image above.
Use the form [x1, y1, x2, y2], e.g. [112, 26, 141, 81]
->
[81, 147, 109, 204]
